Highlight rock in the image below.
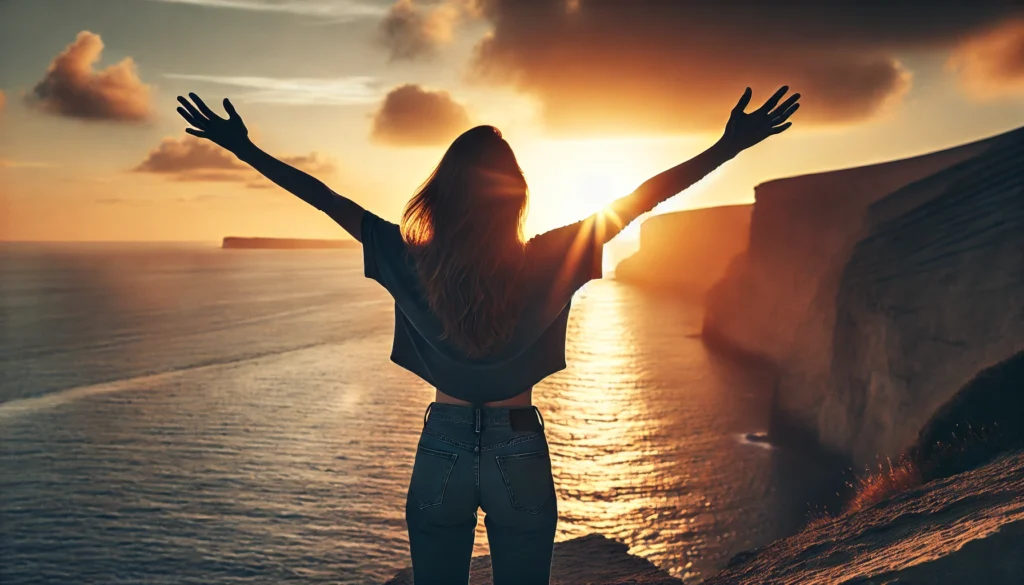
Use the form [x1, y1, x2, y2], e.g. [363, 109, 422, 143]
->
[382, 533, 682, 585]
[702, 126, 1024, 466]
[702, 449, 1024, 585]
[615, 204, 751, 298]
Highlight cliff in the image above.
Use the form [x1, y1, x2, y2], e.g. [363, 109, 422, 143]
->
[615, 204, 751, 297]
[703, 449, 1024, 585]
[221, 237, 359, 249]
[703, 126, 1024, 465]
[383, 533, 681, 585]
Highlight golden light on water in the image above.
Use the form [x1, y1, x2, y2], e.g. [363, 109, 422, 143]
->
[540, 283, 660, 541]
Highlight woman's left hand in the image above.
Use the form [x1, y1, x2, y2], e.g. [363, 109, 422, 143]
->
[718, 85, 800, 155]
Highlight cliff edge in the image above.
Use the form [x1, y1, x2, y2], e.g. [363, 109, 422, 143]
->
[381, 452, 1024, 584]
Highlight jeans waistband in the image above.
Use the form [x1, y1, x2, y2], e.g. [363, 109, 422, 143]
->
[423, 402, 544, 431]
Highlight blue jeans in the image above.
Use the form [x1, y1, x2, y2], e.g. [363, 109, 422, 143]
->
[405, 403, 558, 585]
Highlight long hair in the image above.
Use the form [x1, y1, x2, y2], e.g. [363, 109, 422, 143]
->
[401, 125, 529, 358]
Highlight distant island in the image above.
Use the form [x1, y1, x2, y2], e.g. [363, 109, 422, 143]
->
[222, 237, 360, 249]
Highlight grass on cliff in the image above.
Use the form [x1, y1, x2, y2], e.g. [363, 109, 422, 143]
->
[845, 455, 923, 514]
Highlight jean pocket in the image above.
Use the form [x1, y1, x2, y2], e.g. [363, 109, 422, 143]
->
[409, 446, 458, 510]
[495, 450, 555, 514]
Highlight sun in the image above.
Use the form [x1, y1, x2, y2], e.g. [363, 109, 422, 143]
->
[520, 137, 647, 238]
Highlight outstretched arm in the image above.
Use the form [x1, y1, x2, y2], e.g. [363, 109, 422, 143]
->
[597, 85, 801, 243]
[175, 93, 366, 241]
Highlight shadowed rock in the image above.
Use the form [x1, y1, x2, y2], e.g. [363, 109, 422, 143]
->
[383, 534, 682, 585]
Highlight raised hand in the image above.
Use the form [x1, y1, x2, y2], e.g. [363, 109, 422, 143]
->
[719, 86, 800, 155]
[176, 93, 251, 154]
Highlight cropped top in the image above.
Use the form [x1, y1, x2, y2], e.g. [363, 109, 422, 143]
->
[360, 210, 603, 403]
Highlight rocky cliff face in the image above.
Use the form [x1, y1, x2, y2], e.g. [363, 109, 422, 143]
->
[614, 204, 751, 297]
[822, 132, 1024, 465]
[703, 127, 1023, 465]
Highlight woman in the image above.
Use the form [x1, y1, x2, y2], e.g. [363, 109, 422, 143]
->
[176, 85, 799, 584]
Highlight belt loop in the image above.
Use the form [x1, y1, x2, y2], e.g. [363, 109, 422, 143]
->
[474, 407, 481, 434]
[424, 403, 432, 427]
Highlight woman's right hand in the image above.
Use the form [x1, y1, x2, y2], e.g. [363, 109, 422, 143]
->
[717, 85, 800, 156]
[176, 93, 252, 155]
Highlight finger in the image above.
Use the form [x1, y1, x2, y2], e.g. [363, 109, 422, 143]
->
[185, 128, 209, 139]
[769, 93, 800, 119]
[733, 87, 752, 113]
[176, 96, 207, 126]
[773, 102, 800, 125]
[189, 92, 222, 120]
[757, 85, 789, 114]
[176, 106, 204, 129]
[769, 122, 792, 135]
[223, 98, 239, 120]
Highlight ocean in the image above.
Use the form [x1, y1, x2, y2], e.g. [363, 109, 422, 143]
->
[0, 242, 840, 584]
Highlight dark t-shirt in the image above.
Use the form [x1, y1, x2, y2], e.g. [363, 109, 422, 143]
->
[361, 210, 603, 403]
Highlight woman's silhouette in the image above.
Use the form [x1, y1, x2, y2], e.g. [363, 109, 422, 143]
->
[176, 85, 799, 585]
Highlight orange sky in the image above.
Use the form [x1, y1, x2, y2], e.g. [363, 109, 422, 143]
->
[1, 0, 1022, 259]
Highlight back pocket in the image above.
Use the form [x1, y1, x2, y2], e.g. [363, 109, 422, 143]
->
[495, 450, 555, 514]
[409, 446, 458, 509]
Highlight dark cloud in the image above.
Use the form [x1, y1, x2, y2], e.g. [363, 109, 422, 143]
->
[370, 84, 472, 146]
[949, 18, 1024, 97]
[27, 31, 152, 122]
[379, 0, 470, 60]
[134, 136, 335, 188]
[464, 0, 1024, 134]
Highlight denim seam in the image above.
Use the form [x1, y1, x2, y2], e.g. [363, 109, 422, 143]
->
[422, 428, 477, 451]
[481, 432, 543, 452]
[414, 446, 458, 510]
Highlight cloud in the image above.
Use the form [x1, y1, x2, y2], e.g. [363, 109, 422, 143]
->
[27, 31, 153, 122]
[279, 153, 335, 174]
[163, 74, 380, 105]
[134, 136, 244, 175]
[134, 135, 335, 188]
[144, 0, 385, 20]
[370, 84, 472, 146]
[948, 19, 1024, 98]
[463, 1, 1024, 135]
[379, 0, 472, 61]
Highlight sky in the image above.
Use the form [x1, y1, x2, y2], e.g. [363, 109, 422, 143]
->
[1, 0, 1022, 259]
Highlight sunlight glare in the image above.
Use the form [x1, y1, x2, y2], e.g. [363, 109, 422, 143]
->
[520, 138, 647, 235]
